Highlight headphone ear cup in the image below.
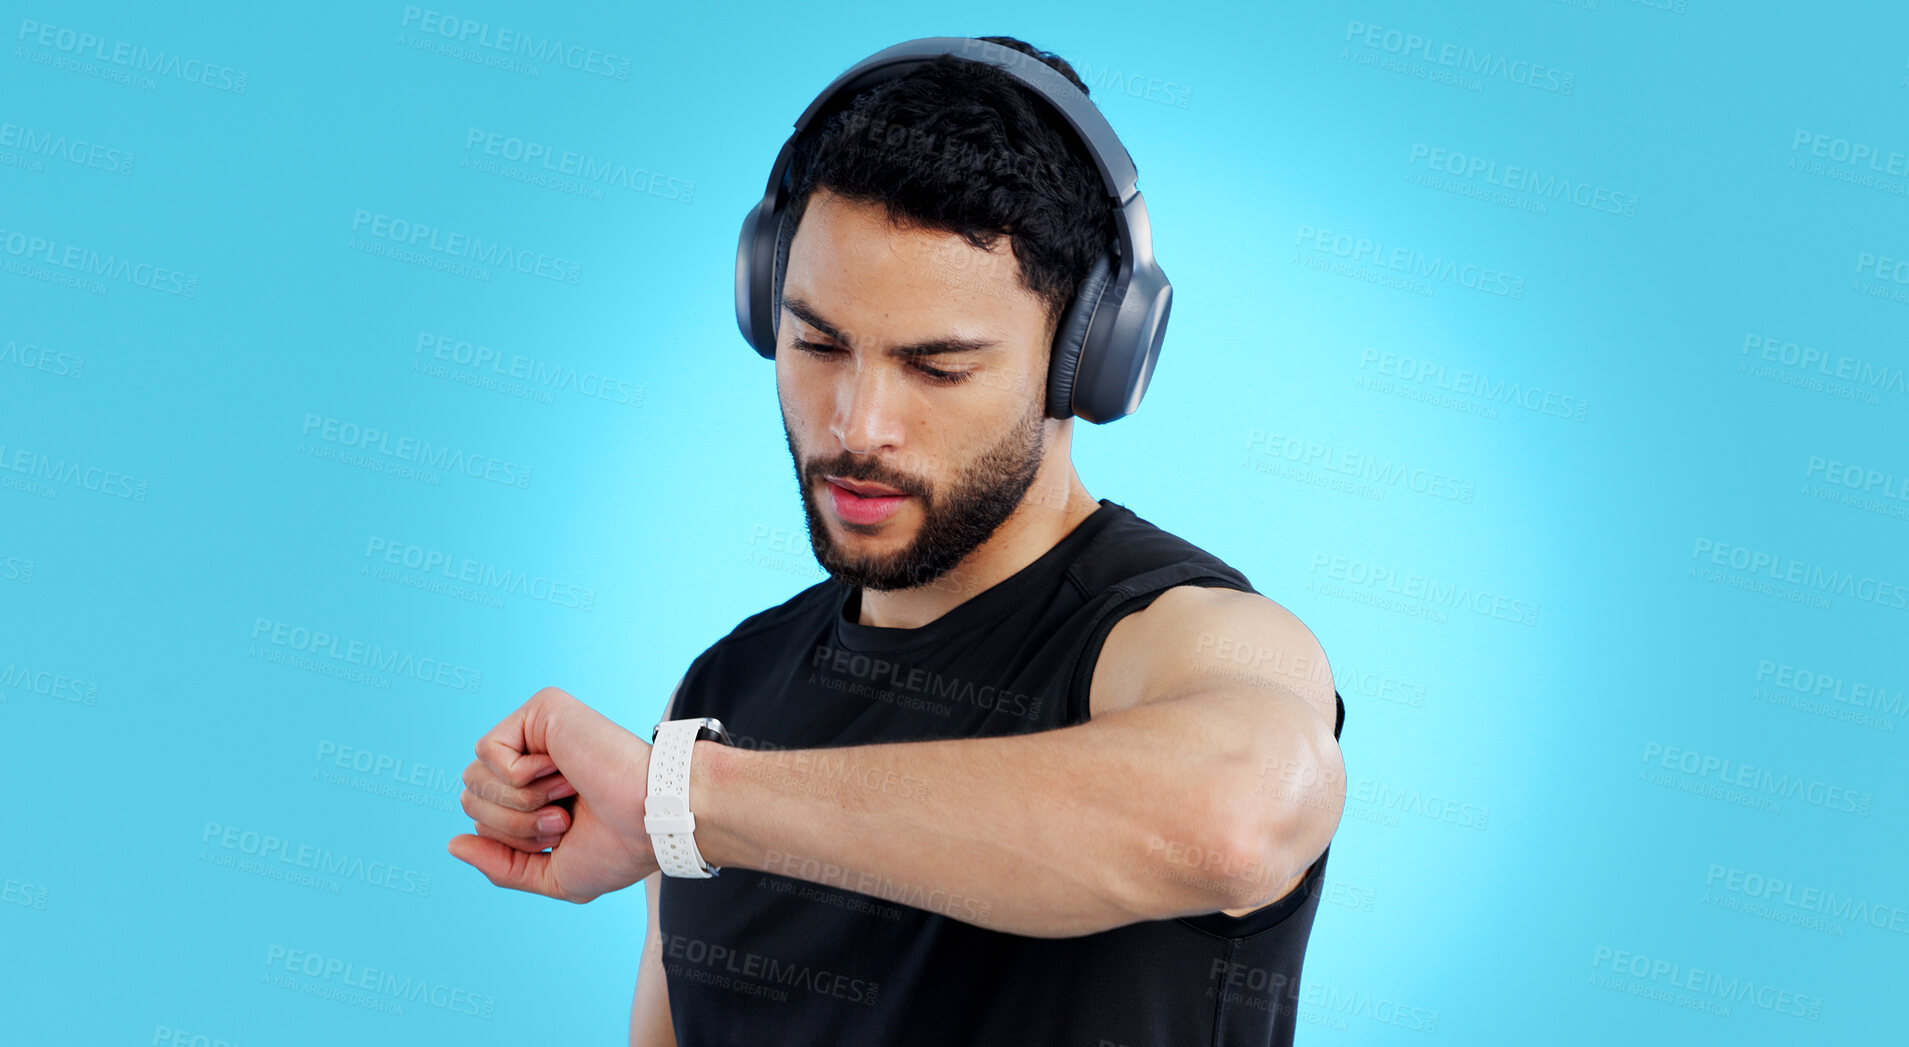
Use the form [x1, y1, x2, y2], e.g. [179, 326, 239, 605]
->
[770, 208, 800, 352]
[1044, 252, 1114, 419]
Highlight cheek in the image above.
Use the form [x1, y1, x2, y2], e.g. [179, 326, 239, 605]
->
[775, 367, 816, 428]
[777, 354, 837, 406]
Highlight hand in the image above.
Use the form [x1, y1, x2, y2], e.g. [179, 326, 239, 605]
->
[448, 686, 657, 902]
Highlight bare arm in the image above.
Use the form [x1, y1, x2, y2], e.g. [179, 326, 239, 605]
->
[629, 683, 681, 1047]
[629, 871, 675, 1046]
[684, 587, 1345, 939]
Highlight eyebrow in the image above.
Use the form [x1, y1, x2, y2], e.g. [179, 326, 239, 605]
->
[783, 295, 1002, 359]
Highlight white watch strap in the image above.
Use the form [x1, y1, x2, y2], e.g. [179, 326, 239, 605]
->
[647, 717, 727, 878]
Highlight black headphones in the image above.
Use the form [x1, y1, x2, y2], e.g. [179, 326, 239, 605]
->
[733, 36, 1173, 424]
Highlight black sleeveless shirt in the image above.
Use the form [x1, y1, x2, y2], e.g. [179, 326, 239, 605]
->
[659, 499, 1345, 1046]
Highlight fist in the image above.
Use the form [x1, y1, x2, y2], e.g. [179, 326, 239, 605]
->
[448, 686, 657, 902]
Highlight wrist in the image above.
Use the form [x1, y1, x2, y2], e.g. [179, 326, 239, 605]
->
[685, 738, 761, 873]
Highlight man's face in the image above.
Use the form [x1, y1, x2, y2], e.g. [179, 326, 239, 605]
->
[775, 188, 1061, 593]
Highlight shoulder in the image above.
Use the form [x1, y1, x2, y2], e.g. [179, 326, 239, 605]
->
[1087, 584, 1337, 732]
[1069, 501, 1249, 596]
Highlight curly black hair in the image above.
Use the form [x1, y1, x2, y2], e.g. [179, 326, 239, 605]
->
[783, 36, 1116, 337]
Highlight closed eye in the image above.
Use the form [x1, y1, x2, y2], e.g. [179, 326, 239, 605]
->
[790, 339, 972, 385]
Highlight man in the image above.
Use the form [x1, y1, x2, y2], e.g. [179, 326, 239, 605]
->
[449, 36, 1347, 1046]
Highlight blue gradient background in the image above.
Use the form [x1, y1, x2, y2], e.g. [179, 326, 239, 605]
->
[4, 2, 1904, 1043]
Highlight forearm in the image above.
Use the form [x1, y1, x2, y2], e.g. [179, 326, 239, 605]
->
[683, 698, 1315, 938]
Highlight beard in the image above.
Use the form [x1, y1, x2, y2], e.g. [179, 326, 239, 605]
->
[784, 393, 1048, 593]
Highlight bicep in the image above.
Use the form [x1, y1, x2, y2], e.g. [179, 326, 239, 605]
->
[630, 673, 686, 1046]
[662, 671, 683, 723]
[629, 871, 675, 1046]
[1090, 585, 1338, 731]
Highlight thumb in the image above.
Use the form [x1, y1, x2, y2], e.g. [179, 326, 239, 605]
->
[447, 833, 562, 899]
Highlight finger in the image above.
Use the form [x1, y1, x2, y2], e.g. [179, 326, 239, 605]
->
[460, 784, 570, 839]
[448, 833, 560, 897]
[474, 821, 563, 853]
[476, 736, 557, 790]
[462, 761, 570, 813]
[474, 691, 572, 788]
[524, 767, 576, 799]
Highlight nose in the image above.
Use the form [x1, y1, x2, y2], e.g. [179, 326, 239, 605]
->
[829, 360, 904, 455]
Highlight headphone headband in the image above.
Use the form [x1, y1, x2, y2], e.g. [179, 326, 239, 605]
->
[735, 36, 1172, 423]
[785, 38, 1140, 204]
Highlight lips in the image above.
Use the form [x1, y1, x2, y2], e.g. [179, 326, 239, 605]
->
[823, 475, 909, 526]
[826, 476, 905, 498]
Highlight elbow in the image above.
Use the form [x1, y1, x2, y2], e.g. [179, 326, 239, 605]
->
[1121, 786, 1300, 920]
[1217, 723, 1346, 911]
[1118, 801, 1266, 924]
[1124, 722, 1346, 920]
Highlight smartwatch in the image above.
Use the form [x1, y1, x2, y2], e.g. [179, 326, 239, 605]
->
[646, 717, 733, 878]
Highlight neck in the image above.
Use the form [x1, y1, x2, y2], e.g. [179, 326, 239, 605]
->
[853, 468, 1098, 631]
